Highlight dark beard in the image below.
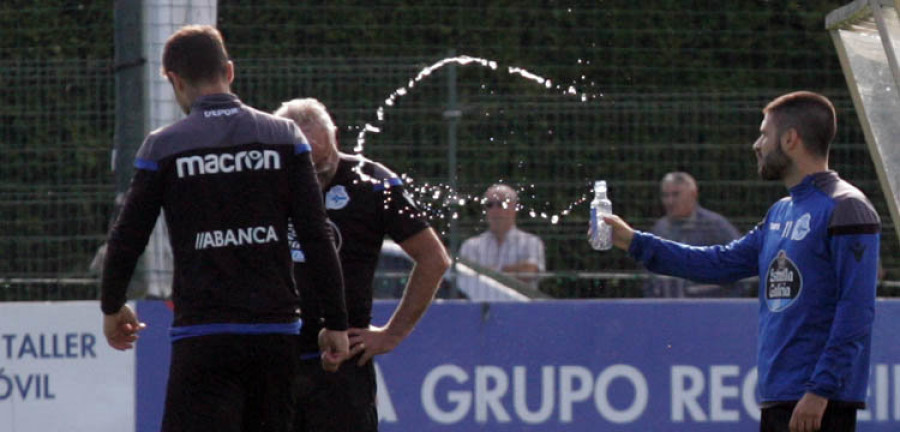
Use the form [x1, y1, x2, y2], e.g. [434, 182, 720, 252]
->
[759, 144, 791, 181]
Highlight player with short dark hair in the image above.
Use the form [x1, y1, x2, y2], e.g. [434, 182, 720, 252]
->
[763, 91, 836, 159]
[601, 91, 879, 432]
[275, 98, 451, 432]
[100, 25, 350, 432]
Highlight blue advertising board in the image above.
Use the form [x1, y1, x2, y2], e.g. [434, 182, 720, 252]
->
[135, 300, 900, 431]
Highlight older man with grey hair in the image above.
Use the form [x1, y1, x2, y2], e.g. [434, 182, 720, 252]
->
[275, 97, 451, 432]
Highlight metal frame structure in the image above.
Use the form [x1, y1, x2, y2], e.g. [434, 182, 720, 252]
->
[827, 0, 900, 243]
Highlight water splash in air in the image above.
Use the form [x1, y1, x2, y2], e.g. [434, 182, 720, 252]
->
[351, 55, 603, 227]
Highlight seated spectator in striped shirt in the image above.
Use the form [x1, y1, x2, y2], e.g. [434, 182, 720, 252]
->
[459, 184, 546, 290]
[644, 171, 743, 297]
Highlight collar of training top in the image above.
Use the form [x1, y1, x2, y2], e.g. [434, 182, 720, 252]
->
[191, 93, 240, 110]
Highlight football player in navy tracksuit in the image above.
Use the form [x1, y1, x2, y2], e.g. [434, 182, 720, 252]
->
[275, 98, 452, 432]
[101, 26, 351, 432]
[600, 91, 879, 432]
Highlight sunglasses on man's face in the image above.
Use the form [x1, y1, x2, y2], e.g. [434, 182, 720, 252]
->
[484, 200, 512, 209]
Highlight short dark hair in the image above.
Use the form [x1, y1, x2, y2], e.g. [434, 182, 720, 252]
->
[763, 91, 836, 158]
[161, 25, 229, 85]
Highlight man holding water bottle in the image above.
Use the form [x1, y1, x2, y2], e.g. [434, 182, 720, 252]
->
[595, 91, 880, 432]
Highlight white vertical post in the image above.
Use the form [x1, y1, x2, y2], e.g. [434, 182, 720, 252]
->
[827, 0, 900, 245]
[139, 0, 218, 298]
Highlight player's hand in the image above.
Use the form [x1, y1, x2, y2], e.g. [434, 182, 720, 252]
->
[317, 328, 352, 372]
[103, 305, 146, 351]
[348, 325, 403, 366]
[789, 392, 827, 432]
[602, 214, 636, 251]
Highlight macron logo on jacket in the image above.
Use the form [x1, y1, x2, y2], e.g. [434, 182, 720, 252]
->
[176, 150, 281, 178]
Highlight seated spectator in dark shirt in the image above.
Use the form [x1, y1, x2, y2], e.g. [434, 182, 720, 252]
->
[644, 172, 743, 297]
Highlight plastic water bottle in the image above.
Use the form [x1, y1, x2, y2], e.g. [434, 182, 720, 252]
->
[589, 180, 613, 250]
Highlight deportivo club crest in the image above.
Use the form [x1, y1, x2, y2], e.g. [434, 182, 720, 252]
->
[325, 185, 350, 210]
[790, 213, 811, 241]
[765, 250, 803, 312]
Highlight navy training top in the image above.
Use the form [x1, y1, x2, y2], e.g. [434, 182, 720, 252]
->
[101, 94, 348, 334]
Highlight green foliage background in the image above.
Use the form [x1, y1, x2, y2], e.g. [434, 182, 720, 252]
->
[3, 0, 897, 298]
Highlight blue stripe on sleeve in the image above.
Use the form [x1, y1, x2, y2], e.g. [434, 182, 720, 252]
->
[169, 320, 302, 342]
[373, 177, 404, 191]
[299, 351, 321, 361]
[134, 158, 159, 171]
[294, 143, 312, 155]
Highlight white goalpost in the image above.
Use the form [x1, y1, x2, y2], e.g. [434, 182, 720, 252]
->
[828, 0, 900, 245]
[138, 0, 218, 298]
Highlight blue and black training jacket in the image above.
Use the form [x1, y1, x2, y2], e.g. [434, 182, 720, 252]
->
[629, 171, 880, 406]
